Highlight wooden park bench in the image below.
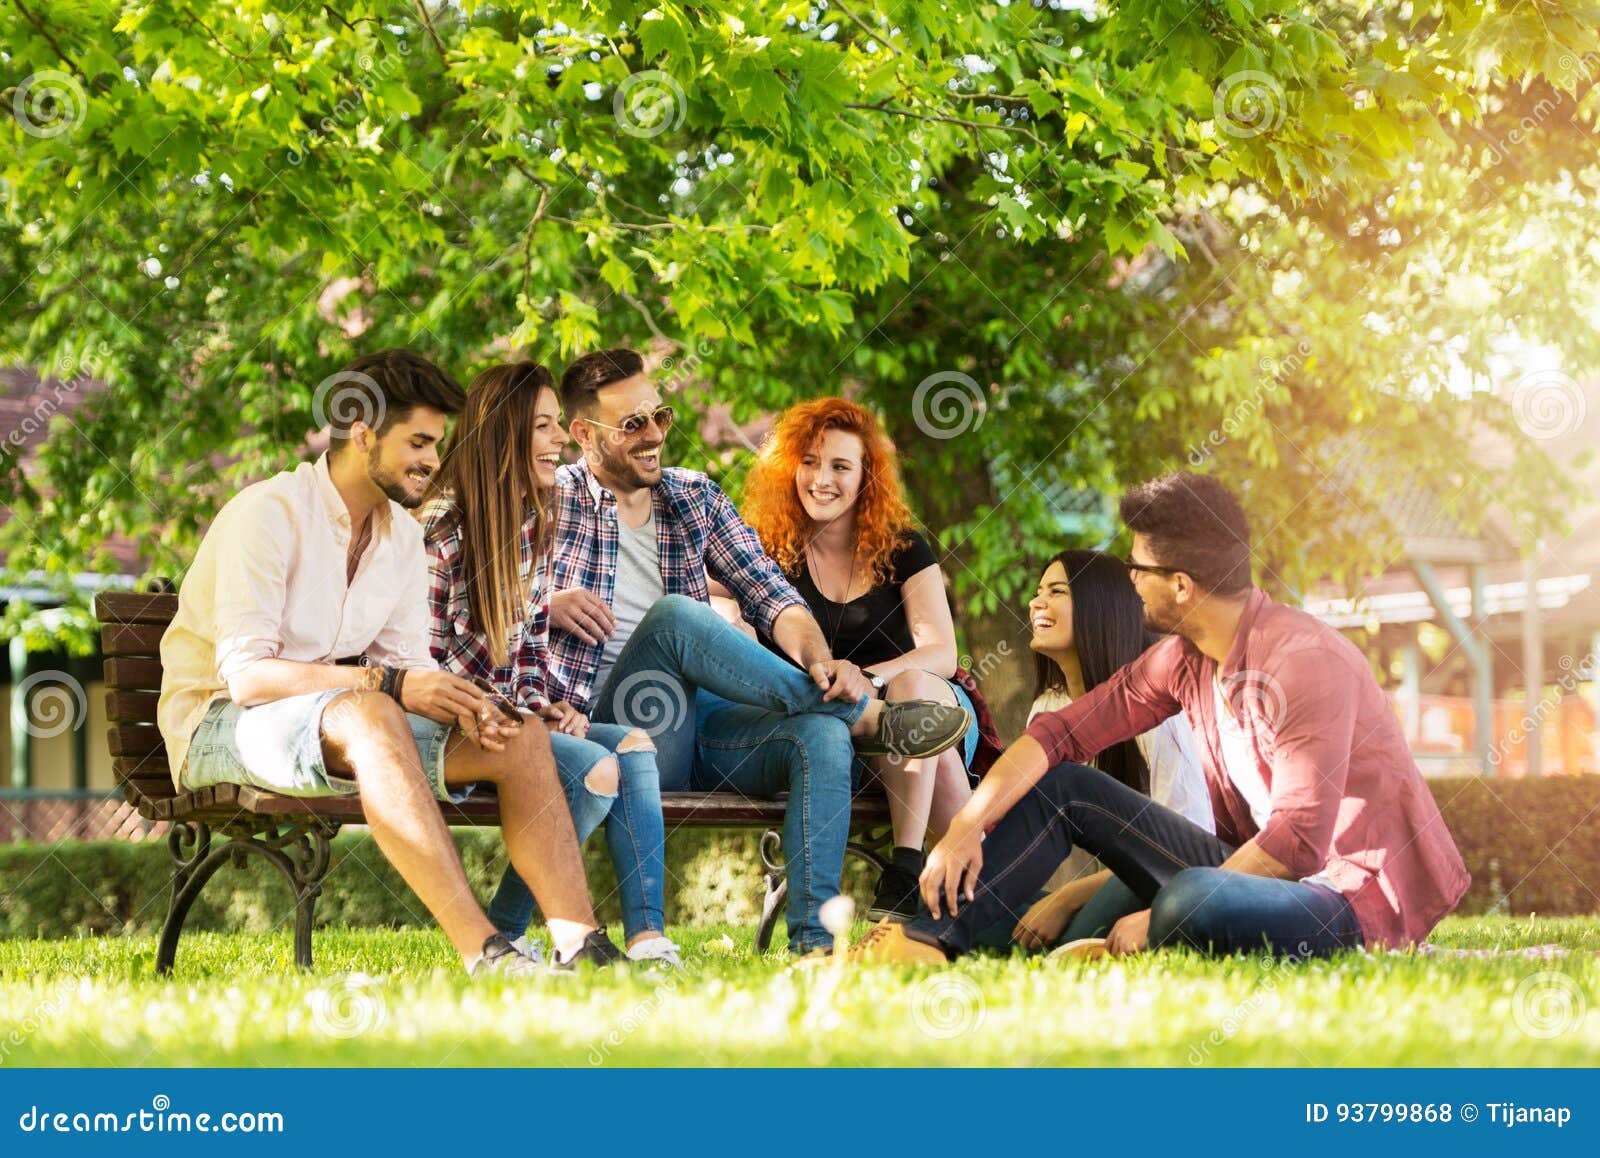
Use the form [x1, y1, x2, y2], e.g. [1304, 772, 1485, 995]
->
[96, 591, 893, 971]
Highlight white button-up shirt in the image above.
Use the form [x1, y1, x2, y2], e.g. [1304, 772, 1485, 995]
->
[157, 454, 437, 780]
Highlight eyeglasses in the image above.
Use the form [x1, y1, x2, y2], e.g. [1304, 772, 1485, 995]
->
[584, 405, 675, 437]
[1121, 557, 1186, 579]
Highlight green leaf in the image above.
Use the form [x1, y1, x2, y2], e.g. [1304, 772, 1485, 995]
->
[638, 8, 692, 63]
[600, 254, 638, 294]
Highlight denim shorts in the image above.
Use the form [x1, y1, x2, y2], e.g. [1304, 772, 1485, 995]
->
[947, 678, 980, 767]
[181, 690, 465, 802]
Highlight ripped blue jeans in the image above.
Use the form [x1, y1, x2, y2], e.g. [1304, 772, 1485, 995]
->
[487, 723, 664, 944]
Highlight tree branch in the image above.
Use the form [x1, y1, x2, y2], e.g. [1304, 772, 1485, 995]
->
[547, 214, 772, 235]
[13, 0, 79, 73]
[412, 0, 449, 65]
[182, 11, 257, 64]
[947, 92, 1031, 104]
[833, 0, 900, 58]
[521, 177, 551, 304]
[845, 100, 1049, 150]
[621, 292, 678, 348]
[593, 185, 674, 224]
[322, 5, 385, 33]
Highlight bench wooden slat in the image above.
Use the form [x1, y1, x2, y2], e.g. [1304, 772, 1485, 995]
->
[94, 592, 180, 624]
[154, 787, 889, 829]
[116, 772, 179, 792]
[112, 754, 175, 779]
[104, 657, 164, 690]
[106, 690, 160, 724]
[109, 725, 165, 757]
[101, 623, 165, 657]
[106, 738, 889, 825]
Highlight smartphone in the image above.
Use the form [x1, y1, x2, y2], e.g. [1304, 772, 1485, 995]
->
[469, 676, 524, 723]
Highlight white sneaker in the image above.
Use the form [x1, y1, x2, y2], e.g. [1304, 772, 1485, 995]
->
[510, 934, 546, 966]
[624, 935, 683, 968]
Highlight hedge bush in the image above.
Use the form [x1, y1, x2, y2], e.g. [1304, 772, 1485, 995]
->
[2, 776, 1596, 941]
[0, 826, 881, 942]
[1428, 774, 1600, 917]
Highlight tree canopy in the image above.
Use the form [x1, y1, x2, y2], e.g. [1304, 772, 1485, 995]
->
[3, 1, 1598, 664]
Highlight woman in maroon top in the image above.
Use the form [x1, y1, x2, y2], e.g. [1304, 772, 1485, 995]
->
[844, 472, 1469, 964]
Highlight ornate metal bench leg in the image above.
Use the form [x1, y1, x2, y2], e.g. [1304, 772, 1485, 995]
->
[153, 819, 339, 976]
[755, 828, 787, 953]
[156, 821, 213, 975]
[283, 822, 336, 970]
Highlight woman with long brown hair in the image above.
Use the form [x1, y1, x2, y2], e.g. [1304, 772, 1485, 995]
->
[743, 398, 983, 922]
[421, 361, 675, 968]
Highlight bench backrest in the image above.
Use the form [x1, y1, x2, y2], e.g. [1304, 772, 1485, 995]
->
[92, 591, 894, 830]
[95, 592, 179, 818]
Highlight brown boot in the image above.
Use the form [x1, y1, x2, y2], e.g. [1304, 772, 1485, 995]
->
[846, 919, 951, 965]
[1048, 937, 1109, 961]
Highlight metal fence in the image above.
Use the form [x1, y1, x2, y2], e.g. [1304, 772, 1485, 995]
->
[0, 790, 164, 844]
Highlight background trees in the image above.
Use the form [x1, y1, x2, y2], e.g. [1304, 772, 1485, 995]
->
[4, 1, 1597, 718]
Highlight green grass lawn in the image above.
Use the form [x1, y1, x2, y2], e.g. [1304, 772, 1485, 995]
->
[1, 916, 1596, 1066]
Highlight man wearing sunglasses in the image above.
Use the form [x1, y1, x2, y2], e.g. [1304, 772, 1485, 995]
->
[846, 470, 1468, 965]
[544, 348, 972, 956]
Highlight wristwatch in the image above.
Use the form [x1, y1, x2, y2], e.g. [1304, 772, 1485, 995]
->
[866, 672, 887, 698]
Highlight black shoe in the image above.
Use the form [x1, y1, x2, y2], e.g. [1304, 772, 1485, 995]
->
[470, 932, 543, 979]
[550, 927, 625, 972]
[865, 865, 923, 923]
[854, 699, 973, 760]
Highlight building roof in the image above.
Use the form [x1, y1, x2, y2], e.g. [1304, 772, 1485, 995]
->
[0, 367, 146, 579]
[1306, 378, 1600, 630]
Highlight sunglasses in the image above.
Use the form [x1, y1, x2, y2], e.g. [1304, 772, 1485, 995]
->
[1121, 557, 1186, 578]
[584, 405, 675, 437]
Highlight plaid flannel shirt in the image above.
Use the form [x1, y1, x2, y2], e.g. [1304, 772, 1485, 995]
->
[547, 460, 806, 712]
[420, 495, 553, 712]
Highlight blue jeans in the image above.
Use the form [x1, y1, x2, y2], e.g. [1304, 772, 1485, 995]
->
[589, 595, 867, 954]
[694, 695, 855, 954]
[1147, 868, 1361, 956]
[487, 723, 665, 943]
[914, 761, 1363, 959]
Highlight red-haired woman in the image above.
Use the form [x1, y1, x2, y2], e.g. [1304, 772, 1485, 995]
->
[744, 398, 980, 921]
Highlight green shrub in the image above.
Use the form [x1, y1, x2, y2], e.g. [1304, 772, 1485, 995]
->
[1427, 774, 1600, 917]
[2, 774, 1595, 941]
[0, 826, 880, 941]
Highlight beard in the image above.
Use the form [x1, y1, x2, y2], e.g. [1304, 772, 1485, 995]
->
[594, 437, 663, 488]
[367, 444, 430, 509]
[1144, 594, 1210, 642]
[1141, 594, 1183, 636]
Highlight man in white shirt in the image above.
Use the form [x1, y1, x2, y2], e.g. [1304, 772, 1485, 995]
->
[159, 349, 613, 976]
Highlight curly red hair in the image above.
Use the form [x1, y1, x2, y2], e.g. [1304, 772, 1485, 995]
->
[743, 398, 917, 588]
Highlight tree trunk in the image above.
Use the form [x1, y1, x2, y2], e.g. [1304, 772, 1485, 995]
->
[887, 413, 1038, 739]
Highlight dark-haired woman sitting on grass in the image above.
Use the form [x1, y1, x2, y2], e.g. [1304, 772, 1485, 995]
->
[1007, 549, 1212, 951]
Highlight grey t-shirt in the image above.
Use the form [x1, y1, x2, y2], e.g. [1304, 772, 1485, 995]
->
[593, 510, 666, 696]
